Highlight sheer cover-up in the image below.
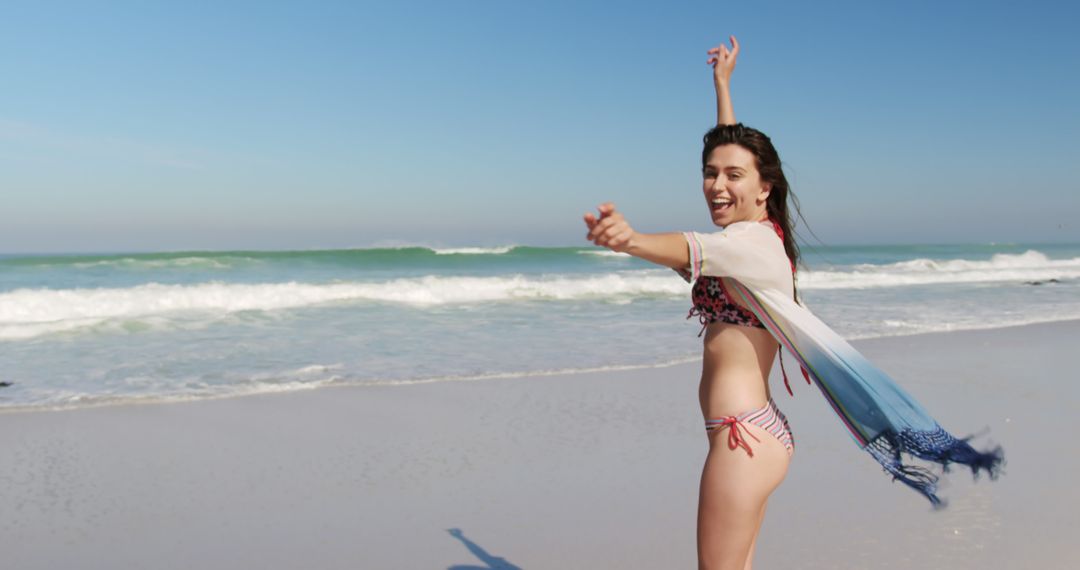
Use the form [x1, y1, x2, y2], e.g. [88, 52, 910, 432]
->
[677, 221, 1004, 507]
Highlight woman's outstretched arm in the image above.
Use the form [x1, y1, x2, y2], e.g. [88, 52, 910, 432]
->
[708, 35, 740, 125]
[584, 203, 690, 270]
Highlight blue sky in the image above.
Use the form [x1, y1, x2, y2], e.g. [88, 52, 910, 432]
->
[2, 0, 1077, 253]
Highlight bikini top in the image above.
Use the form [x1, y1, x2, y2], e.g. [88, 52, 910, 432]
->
[686, 218, 791, 336]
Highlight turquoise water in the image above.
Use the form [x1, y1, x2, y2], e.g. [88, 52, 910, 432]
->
[2, 242, 1079, 410]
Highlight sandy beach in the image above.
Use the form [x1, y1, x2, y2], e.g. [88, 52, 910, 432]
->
[2, 320, 1076, 569]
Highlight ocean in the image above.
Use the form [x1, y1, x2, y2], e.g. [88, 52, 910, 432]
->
[2, 242, 1078, 410]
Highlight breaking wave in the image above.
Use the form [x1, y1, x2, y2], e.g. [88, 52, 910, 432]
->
[0, 272, 687, 340]
[801, 250, 1080, 289]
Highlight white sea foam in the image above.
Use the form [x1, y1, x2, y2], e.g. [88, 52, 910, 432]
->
[577, 250, 632, 257]
[0, 273, 687, 340]
[0, 368, 348, 413]
[801, 251, 1080, 289]
[3, 249, 1077, 341]
[842, 314, 1080, 340]
[431, 246, 515, 255]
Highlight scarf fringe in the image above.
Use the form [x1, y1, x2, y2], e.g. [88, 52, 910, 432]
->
[865, 425, 1005, 508]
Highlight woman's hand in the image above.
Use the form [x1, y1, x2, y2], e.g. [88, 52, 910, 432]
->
[584, 202, 637, 253]
[709, 35, 740, 125]
[707, 35, 740, 87]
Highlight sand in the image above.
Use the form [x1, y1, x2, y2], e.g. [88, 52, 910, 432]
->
[2, 320, 1076, 569]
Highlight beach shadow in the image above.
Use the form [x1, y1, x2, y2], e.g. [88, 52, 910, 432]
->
[445, 528, 523, 570]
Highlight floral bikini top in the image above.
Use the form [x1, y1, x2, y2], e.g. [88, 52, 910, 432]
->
[685, 218, 792, 336]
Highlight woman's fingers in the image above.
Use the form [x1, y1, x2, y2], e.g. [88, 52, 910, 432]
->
[711, 36, 738, 85]
[585, 205, 608, 241]
[589, 219, 624, 246]
[597, 221, 629, 245]
[707, 36, 740, 68]
[603, 228, 635, 252]
[710, 47, 726, 66]
[587, 214, 616, 242]
[708, 44, 734, 71]
[592, 203, 618, 231]
[584, 203, 631, 250]
[599, 225, 620, 244]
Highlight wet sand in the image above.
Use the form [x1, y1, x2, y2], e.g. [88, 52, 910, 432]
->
[1, 320, 1075, 569]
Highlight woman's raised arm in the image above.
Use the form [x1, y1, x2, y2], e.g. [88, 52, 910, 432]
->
[707, 35, 740, 125]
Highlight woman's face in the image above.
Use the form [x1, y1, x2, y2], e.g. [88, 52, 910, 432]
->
[702, 144, 771, 227]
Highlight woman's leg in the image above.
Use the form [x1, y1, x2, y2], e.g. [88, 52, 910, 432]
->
[697, 422, 789, 570]
[741, 499, 768, 570]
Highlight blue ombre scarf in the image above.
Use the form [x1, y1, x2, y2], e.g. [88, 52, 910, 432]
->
[680, 220, 1004, 507]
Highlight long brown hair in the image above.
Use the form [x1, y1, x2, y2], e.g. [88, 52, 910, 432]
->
[702, 123, 807, 297]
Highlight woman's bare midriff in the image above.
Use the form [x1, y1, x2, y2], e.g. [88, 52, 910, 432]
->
[699, 322, 779, 418]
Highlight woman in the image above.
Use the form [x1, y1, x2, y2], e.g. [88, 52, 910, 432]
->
[585, 36, 1004, 568]
[584, 36, 795, 569]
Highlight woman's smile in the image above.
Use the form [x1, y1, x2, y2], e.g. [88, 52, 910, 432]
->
[702, 143, 770, 226]
[711, 197, 733, 212]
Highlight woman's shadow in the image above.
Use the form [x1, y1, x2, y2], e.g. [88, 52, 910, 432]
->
[446, 528, 523, 570]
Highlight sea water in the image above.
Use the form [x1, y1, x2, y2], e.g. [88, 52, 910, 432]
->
[1, 242, 1078, 410]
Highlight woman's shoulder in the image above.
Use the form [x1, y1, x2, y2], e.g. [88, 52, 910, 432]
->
[729, 218, 776, 228]
[716, 219, 779, 239]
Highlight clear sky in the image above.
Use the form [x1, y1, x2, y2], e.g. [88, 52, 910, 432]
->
[2, 0, 1078, 253]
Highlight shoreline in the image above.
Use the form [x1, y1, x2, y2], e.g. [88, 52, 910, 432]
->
[3, 316, 1079, 415]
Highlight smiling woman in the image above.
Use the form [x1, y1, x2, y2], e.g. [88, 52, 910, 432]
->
[583, 37, 806, 569]
[582, 36, 1003, 570]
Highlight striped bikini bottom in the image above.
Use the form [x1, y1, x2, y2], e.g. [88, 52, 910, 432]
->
[705, 397, 794, 457]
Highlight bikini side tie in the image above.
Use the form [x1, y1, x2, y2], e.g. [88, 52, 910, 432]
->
[707, 416, 762, 457]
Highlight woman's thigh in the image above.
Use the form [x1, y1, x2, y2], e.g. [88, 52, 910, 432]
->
[697, 423, 790, 569]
